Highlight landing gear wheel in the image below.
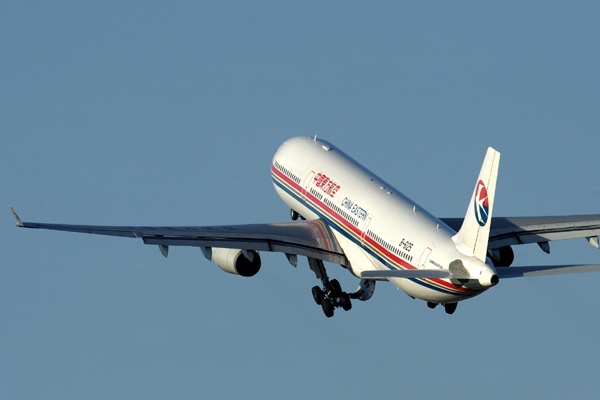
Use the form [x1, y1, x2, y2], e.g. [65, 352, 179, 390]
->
[340, 292, 352, 311]
[321, 299, 334, 318]
[312, 286, 324, 305]
[329, 279, 342, 297]
[444, 303, 457, 315]
[427, 302, 438, 309]
[291, 209, 299, 220]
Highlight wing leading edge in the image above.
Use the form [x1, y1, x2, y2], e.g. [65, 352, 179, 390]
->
[10, 208, 348, 266]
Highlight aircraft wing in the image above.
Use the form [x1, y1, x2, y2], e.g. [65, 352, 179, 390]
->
[10, 208, 348, 266]
[440, 215, 600, 250]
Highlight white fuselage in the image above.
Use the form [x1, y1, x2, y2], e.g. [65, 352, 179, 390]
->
[271, 136, 491, 303]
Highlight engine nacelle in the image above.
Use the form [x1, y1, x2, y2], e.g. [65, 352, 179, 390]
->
[488, 246, 514, 268]
[211, 248, 261, 277]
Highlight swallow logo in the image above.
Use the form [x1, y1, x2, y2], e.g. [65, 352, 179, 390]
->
[473, 180, 489, 227]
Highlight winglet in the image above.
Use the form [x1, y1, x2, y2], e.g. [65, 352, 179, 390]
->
[452, 147, 500, 261]
[9, 206, 24, 227]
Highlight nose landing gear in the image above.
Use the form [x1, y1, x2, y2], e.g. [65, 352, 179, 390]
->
[290, 209, 305, 221]
[290, 209, 299, 220]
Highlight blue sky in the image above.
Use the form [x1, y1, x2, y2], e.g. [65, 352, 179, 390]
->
[2, 1, 600, 399]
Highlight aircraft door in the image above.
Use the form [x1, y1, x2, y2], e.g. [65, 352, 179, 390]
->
[419, 247, 432, 269]
[361, 217, 372, 246]
[302, 171, 315, 201]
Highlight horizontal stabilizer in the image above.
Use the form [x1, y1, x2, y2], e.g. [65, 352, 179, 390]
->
[497, 264, 600, 279]
[360, 269, 470, 280]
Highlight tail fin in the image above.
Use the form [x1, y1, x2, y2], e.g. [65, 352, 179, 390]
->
[452, 147, 500, 261]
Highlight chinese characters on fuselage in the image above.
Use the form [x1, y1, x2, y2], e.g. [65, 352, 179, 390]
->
[314, 173, 340, 197]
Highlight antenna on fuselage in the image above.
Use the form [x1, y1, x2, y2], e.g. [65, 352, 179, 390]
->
[314, 135, 317, 143]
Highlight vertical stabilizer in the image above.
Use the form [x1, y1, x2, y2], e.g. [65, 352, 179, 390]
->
[452, 147, 500, 261]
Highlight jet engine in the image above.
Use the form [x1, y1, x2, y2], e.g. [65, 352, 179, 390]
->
[488, 246, 514, 268]
[211, 248, 261, 277]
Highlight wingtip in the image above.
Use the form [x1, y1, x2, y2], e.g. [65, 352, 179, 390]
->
[9, 206, 24, 227]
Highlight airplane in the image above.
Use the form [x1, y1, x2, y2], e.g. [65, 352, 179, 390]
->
[10, 136, 600, 317]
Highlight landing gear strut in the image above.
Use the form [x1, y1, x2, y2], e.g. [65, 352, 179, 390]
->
[308, 258, 352, 318]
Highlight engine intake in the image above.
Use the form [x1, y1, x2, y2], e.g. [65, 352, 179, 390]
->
[211, 248, 261, 277]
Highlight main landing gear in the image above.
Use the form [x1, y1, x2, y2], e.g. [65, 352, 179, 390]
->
[427, 302, 458, 315]
[308, 257, 352, 318]
[307, 257, 376, 318]
[311, 280, 352, 318]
